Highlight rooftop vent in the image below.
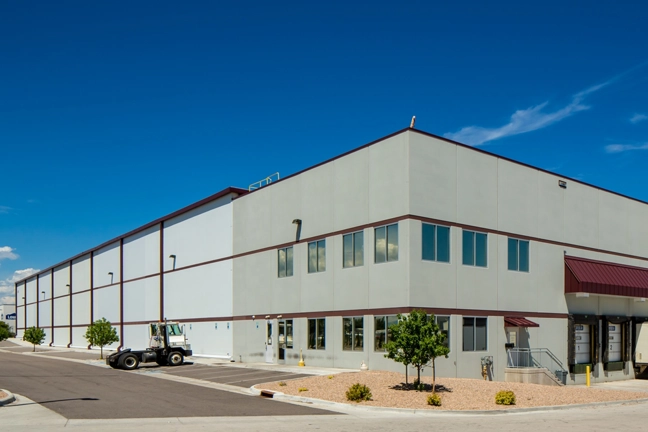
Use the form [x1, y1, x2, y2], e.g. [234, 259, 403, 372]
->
[249, 172, 280, 191]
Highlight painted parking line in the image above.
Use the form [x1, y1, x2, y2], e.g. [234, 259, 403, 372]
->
[165, 366, 281, 378]
[164, 366, 230, 375]
[196, 369, 307, 380]
[222, 373, 311, 387]
[182, 369, 283, 381]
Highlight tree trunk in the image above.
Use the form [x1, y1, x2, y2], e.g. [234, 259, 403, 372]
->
[32, 344, 35, 352]
[100, 346, 103, 360]
[405, 365, 408, 385]
[417, 366, 421, 390]
[432, 358, 436, 393]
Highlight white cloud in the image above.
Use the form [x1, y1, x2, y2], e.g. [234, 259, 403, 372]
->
[605, 142, 648, 153]
[444, 81, 613, 146]
[0, 246, 19, 261]
[0, 268, 40, 304]
[0, 296, 15, 305]
[630, 113, 648, 124]
[0, 206, 11, 214]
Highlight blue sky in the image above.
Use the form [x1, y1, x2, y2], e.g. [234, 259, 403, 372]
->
[1, 1, 647, 303]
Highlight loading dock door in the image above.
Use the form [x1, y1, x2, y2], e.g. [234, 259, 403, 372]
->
[575, 324, 591, 364]
[636, 323, 648, 365]
[608, 324, 622, 362]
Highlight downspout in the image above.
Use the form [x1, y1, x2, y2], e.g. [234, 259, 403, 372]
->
[117, 238, 124, 351]
[159, 222, 164, 322]
[13, 282, 17, 336]
[88, 252, 94, 350]
[36, 276, 40, 328]
[50, 271, 54, 346]
[67, 261, 72, 348]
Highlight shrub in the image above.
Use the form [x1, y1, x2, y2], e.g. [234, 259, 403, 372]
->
[0, 322, 15, 341]
[413, 379, 427, 392]
[328, 375, 334, 379]
[298, 387, 308, 392]
[278, 381, 287, 386]
[23, 327, 46, 352]
[495, 390, 516, 405]
[84, 317, 119, 359]
[346, 383, 372, 402]
[427, 393, 442, 406]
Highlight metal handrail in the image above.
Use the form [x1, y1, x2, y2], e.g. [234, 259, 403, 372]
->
[507, 348, 568, 384]
[507, 348, 567, 371]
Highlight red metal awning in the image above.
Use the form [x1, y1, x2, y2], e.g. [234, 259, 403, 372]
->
[565, 256, 648, 298]
[504, 317, 540, 327]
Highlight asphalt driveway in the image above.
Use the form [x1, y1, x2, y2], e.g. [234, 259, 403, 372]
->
[0, 351, 332, 419]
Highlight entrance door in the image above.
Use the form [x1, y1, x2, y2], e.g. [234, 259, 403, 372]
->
[278, 320, 286, 364]
[265, 320, 274, 363]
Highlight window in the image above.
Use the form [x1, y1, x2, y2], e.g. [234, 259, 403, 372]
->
[375, 223, 398, 263]
[508, 238, 529, 272]
[422, 224, 450, 263]
[374, 315, 399, 351]
[343, 317, 364, 351]
[435, 315, 451, 349]
[308, 318, 325, 349]
[462, 230, 487, 267]
[279, 319, 293, 349]
[343, 231, 364, 268]
[463, 317, 487, 351]
[308, 240, 326, 273]
[277, 247, 294, 278]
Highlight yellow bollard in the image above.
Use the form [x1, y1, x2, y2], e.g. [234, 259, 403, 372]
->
[586, 365, 590, 387]
[298, 348, 305, 367]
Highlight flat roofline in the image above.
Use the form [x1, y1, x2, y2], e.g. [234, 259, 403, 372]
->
[412, 128, 648, 208]
[235, 127, 648, 209]
[15, 187, 248, 284]
[16, 127, 648, 284]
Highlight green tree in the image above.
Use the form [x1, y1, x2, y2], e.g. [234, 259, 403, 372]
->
[84, 317, 119, 359]
[0, 321, 15, 341]
[23, 326, 46, 352]
[384, 310, 450, 392]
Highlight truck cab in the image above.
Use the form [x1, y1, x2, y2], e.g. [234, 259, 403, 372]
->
[106, 321, 192, 370]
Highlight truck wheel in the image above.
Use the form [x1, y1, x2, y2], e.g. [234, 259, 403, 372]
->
[156, 357, 168, 366]
[119, 354, 140, 370]
[167, 352, 184, 366]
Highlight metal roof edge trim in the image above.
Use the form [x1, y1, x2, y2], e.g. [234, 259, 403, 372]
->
[14, 186, 248, 284]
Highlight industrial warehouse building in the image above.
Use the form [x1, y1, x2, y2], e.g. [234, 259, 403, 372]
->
[14, 127, 648, 385]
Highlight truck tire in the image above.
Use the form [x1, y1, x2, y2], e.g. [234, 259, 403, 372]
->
[119, 353, 140, 370]
[156, 357, 168, 366]
[167, 352, 184, 366]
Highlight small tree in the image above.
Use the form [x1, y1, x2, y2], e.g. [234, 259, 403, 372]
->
[384, 310, 450, 392]
[0, 321, 15, 341]
[84, 317, 119, 359]
[23, 326, 46, 352]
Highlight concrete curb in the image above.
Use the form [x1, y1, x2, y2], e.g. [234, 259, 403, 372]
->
[254, 388, 648, 416]
[0, 389, 16, 406]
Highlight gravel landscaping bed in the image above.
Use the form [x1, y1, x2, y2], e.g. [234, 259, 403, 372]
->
[256, 371, 647, 411]
[0, 391, 7, 399]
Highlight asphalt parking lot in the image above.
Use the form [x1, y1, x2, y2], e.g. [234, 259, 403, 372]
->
[0, 350, 333, 419]
[161, 363, 313, 388]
